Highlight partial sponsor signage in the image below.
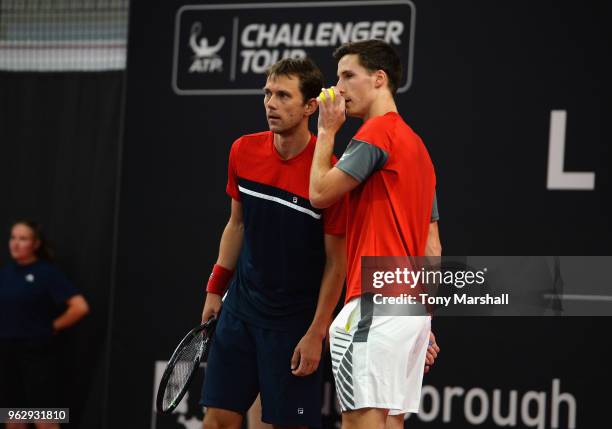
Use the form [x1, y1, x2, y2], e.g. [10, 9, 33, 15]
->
[172, 1, 416, 95]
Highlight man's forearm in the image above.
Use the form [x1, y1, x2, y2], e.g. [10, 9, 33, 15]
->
[309, 130, 335, 202]
[216, 220, 244, 269]
[425, 221, 442, 257]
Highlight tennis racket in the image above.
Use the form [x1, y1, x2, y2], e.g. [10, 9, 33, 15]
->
[156, 317, 217, 414]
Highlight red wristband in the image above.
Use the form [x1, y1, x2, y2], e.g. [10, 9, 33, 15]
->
[206, 264, 234, 295]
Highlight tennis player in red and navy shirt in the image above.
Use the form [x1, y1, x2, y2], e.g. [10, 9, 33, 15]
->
[200, 58, 347, 429]
[222, 131, 346, 331]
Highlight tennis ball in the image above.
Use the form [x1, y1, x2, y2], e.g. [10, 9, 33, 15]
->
[318, 87, 335, 102]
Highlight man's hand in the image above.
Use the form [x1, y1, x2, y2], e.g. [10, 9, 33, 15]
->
[424, 331, 440, 374]
[317, 87, 346, 136]
[201, 292, 223, 324]
[291, 331, 323, 377]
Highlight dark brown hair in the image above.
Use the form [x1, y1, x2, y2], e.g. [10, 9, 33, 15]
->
[11, 220, 54, 261]
[333, 40, 402, 95]
[266, 57, 324, 103]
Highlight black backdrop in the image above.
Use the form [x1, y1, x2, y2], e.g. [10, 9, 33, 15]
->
[108, 1, 611, 428]
[2, 0, 610, 428]
[0, 71, 124, 427]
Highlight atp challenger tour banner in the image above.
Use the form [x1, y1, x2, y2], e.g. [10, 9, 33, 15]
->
[107, 1, 611, 429]
[172, 1, 415, 94]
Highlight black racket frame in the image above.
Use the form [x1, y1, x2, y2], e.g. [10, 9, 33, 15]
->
[156, 318, 217, 414]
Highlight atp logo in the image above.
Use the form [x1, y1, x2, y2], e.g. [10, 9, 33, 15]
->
[189, 22, 225, 73]
[173, 1, 416, 95]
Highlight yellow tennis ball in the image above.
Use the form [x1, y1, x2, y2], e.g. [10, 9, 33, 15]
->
[319, 87, 335, 102]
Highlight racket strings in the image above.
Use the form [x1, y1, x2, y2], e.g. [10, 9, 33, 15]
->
[162, 330, 205, 409]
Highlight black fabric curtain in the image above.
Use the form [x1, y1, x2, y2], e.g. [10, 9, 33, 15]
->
[0, 71, 124, 428]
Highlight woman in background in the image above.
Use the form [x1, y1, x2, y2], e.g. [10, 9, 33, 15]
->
[0, 220, 89, 429]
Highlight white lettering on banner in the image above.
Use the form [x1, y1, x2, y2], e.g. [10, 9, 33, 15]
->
[315, 23, 333, 45]
[173, 2, 417, 94]
[443, 387, 465, 422]
[189, 57, 222, 73]
[370, 21, 387, 39]
[551, 379, 576, 428]
[415, 379, 576, 428]
[492, 389, 518, 425]
[240, 49, 306, 73]
[151, 370, 578, 428]
[419, 386, 440, 422]
[464, 388, 489, 424]
[240, 21, 404, 48]
[521, 390, 546, 429]
[241, 24, 257, 48]
[546, 110, 595, 190]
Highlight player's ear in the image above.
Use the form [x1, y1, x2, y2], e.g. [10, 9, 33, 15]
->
[374, 70, 386, 89]
[304, 97, 318, 116]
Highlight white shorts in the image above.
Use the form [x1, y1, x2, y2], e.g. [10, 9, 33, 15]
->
[329, 296, 431, 415]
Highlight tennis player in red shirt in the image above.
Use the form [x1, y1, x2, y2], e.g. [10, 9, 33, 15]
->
[310, 40, 441, 429]
[200, 58, 349, 429]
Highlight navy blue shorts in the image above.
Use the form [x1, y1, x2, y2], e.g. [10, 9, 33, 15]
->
[201, 309, 323, 428]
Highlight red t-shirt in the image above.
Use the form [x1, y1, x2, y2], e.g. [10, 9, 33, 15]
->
[226, 131, 346, 235]
[342, 113, 436, 302]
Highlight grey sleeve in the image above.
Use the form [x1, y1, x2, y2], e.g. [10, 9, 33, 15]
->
[337, 140, 439, 221]
[335, 139, 388, 183]
[431, 191, 439, 222]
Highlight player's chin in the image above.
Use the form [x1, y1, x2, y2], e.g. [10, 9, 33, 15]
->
[268, 124, 283, 134]
[267, 120, 282, 131]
